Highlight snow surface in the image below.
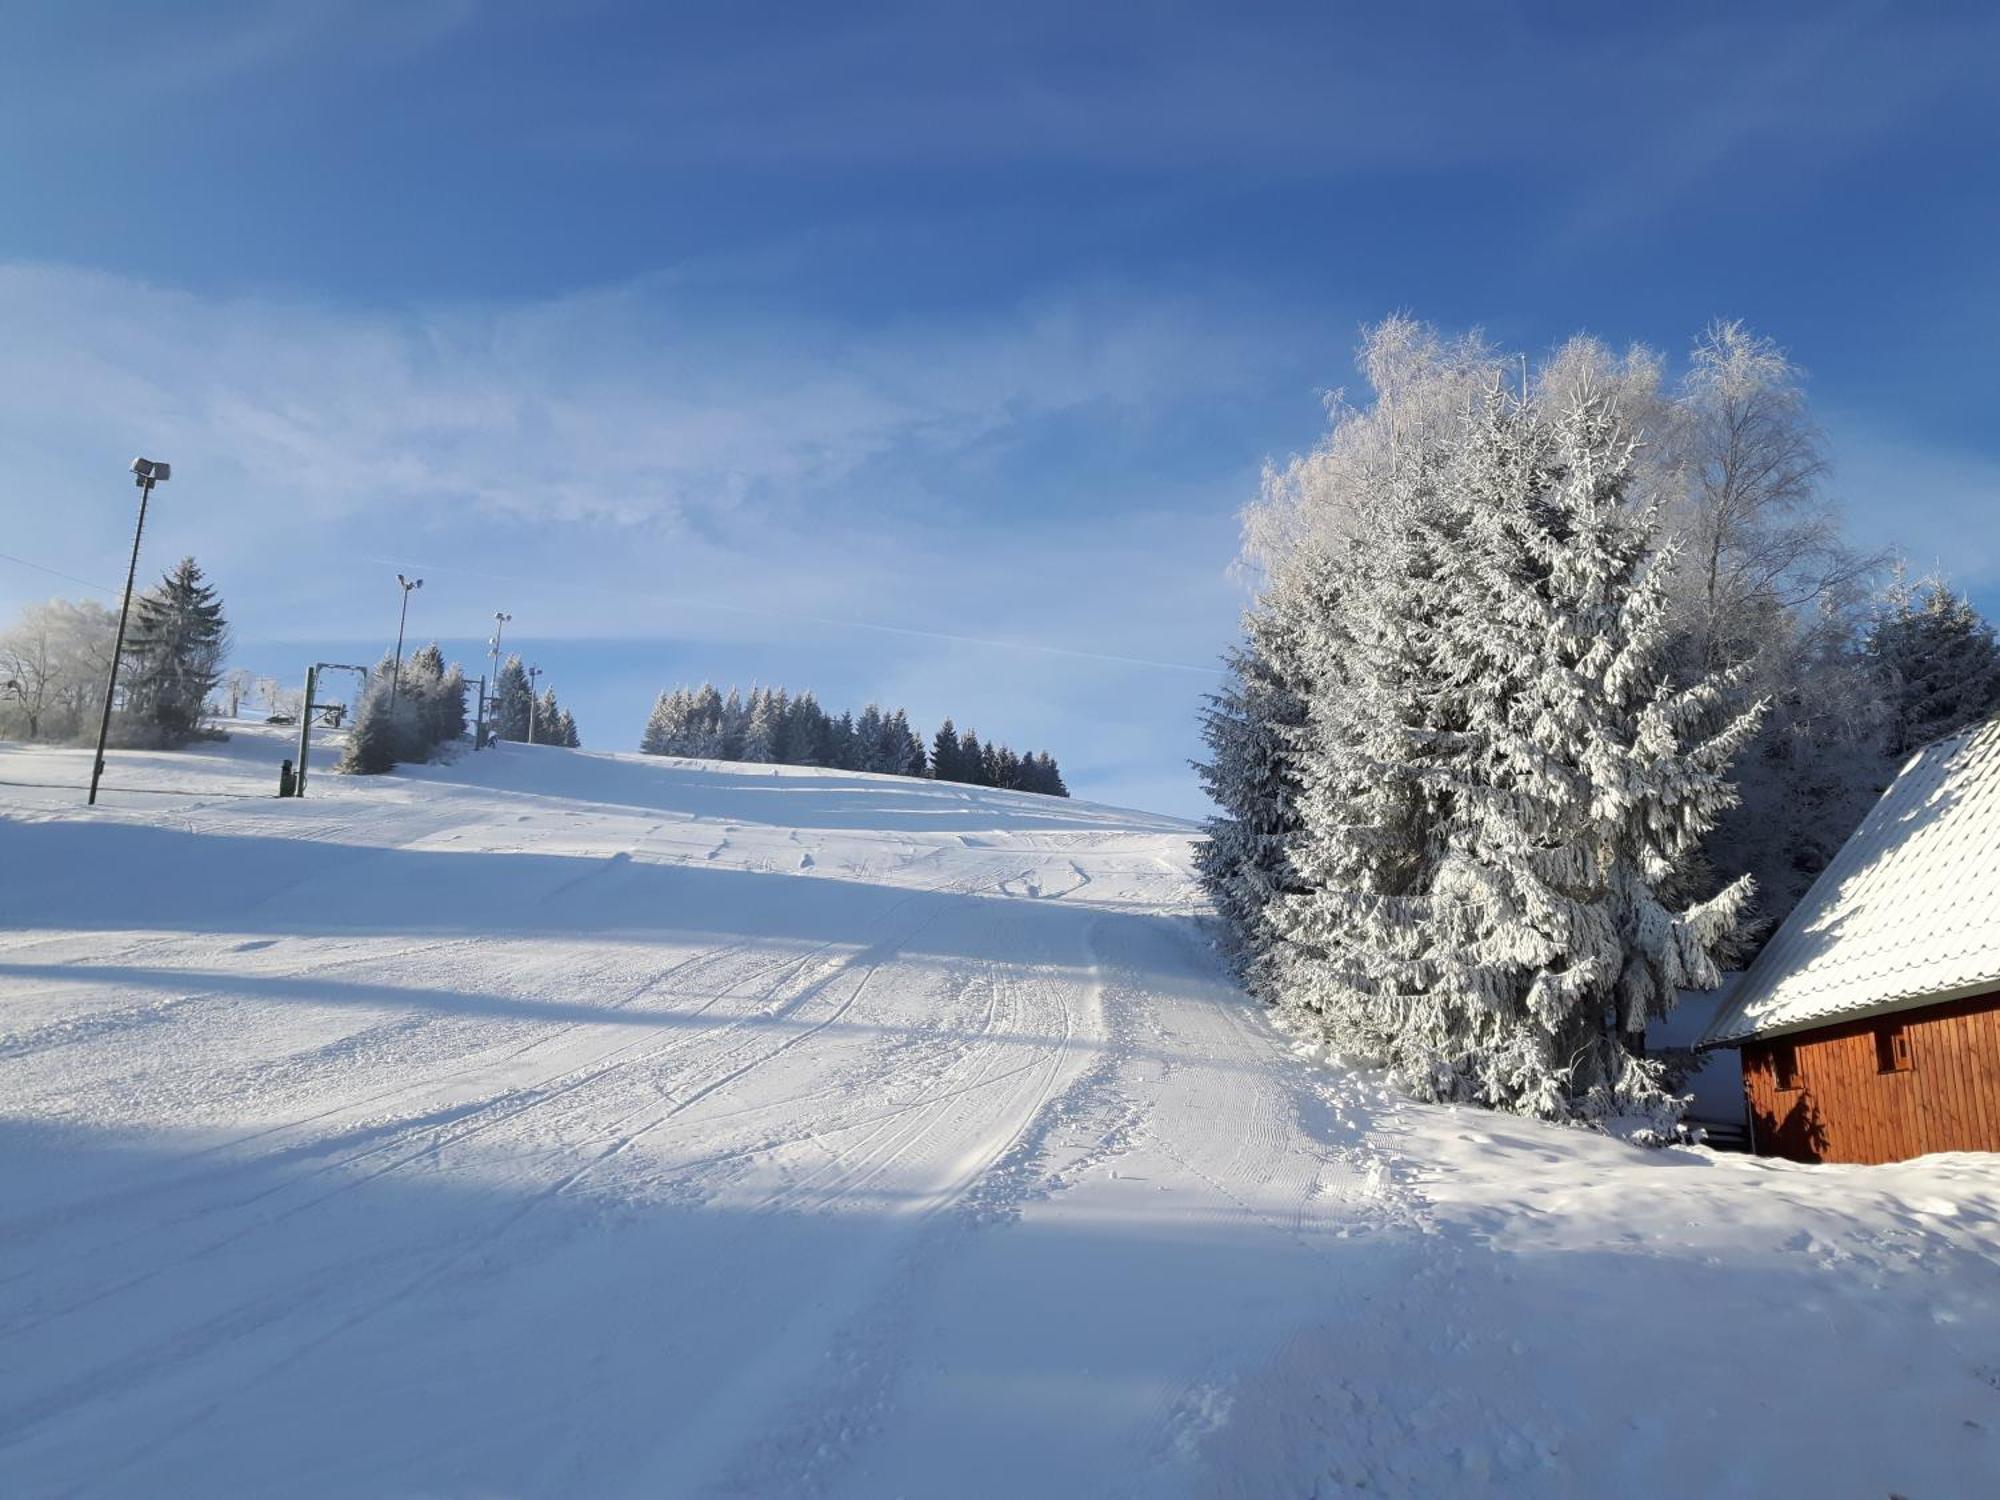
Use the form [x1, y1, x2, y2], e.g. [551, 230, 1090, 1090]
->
[3, 727, 1997, 1497]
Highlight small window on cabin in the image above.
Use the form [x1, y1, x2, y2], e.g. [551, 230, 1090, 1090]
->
[1875, 1020, 1913, 1074]
[1773, 1041, 1801, 1092]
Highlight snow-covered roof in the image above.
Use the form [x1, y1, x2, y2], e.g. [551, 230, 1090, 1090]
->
[1700, 716, 2000, 1048]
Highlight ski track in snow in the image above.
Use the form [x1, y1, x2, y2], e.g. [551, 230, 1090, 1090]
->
[3, 727, 1997, 1498]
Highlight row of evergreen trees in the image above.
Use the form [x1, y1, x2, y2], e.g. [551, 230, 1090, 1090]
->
[489, 655, 580, 748]
[640, 684, 1067, 795]
[330, 651, 590, 774]
[927, 718, 1067, 795]
[339, 645, 471, 774]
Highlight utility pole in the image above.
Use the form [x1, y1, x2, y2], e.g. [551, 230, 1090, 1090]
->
[486, 611, 511, 746]
[389, 573, 423, 708]
[88, 457, 170, 806]
[293, 662, 369, 797]
[526, 664, 543, 745]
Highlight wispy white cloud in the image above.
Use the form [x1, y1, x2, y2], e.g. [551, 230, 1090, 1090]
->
[0, 258, 1259, 663]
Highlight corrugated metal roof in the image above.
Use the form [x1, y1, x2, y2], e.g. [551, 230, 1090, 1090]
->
[1700, 716, 2000, 1049]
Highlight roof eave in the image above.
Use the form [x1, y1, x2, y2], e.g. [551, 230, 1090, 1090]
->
[1696, 974, 2000, 1050]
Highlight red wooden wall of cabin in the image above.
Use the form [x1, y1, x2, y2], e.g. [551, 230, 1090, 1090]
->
[1740, 989, 2000, 1163]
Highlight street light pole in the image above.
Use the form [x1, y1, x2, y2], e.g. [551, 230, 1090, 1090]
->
[526, 664, 543, 745]
[389, 573, 423, 709]
[486, 611, 511, 746]
[88, 457, 170, 806]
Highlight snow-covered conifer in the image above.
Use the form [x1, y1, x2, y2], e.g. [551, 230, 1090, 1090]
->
[785, 691, 826, 765]
[1194, 599, 1311, 977]
[493, 656, 533, 742]
[1867, 570, 2000, 756]
[641, 690, 687, 755]
[854, 705, 885, 771]
[719, 689, 747, 760]
[741, 689, 781, 763]
[533, 687, 563, 745]
[123, 556, 229, 743]
[931, 719, 961, 780]
[1267, 377, 1761, 1134]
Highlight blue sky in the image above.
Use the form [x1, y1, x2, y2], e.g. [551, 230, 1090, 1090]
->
[2, 1, 1997, 816]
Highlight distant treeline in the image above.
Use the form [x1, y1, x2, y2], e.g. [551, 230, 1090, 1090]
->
[640, 684, 1068, 796]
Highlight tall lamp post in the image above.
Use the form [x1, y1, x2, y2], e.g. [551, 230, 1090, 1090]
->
[486, 611, 511, 745]
[389, 573, 423, 708]
[88, 457, 170, 806]
[526, 664, 543, 745]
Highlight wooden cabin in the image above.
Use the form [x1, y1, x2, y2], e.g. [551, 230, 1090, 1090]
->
[1698, 717, 2000, 1164]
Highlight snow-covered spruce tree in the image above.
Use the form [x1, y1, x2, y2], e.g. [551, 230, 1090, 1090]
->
[1033, 752, 1069, 797]
[492, 655, 533, 742]
[1271, 384, 1760, 1133]
[1194, 599, 1311, 980]
[1440, 390, 1762, 1127]
[1268, 411, 1469, 1082]
[853, 704, 885, 771]
[533, 686, 563, 744]
[399, 644, 449, 745]
[688, 684, 726, 757]
[886, 710, 926, 776]
[1220, 315, 1507, 998]
[829, 711, 859, 769]
[786, 691, 827, 766]
[718, 689, 747, 760]
[122, 556, 229, 744]
[931, 718, 962, 780]
[436, 663, 469, 746]
[339, 671, 403, 775]
[741, 689, 781, 763]
[640, 689, 683, 754]
[339, 659, 421, 774]
[1867, 570, 2000, 757]
[764, 689, 792, 762]
[558, 708, 580, 748]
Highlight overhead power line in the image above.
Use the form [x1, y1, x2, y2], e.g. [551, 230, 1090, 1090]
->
[0, 549, 118, 596]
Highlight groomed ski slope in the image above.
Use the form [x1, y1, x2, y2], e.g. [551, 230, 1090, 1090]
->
[3, 728, 1997, 1498]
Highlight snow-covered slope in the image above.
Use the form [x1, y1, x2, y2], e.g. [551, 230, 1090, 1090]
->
[3, 729, 1997, 1497]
